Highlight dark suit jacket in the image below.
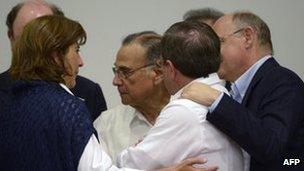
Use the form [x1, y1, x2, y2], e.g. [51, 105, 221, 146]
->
[0, 71, 107, 121]
[70, 75, 107, 121]
[207, 58, 304, 171]
[0, 71, 13, 109]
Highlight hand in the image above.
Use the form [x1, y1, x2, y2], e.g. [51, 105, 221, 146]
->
[181, 82, 221, 106]
[154, 157, 218, 171]
[173, 157, 218, 171]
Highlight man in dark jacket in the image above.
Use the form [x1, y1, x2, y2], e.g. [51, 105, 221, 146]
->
[181, 11, 304, 171]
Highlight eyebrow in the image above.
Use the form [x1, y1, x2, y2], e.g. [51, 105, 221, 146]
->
[113, 64, 132, 70]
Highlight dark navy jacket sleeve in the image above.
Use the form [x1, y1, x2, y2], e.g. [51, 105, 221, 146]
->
[207, 58, 304, 170]
[71, 75, 107, 121]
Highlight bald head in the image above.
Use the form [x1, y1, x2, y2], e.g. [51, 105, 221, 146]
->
[7, 1, 64, 48]
[12, 1, 52, 41]
[213, 12, 273, 81]
[213, 14, 235, 36]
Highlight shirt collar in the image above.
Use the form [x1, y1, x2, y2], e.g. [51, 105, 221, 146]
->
[59, 83, 74, 96]
[232, 55, 272, 101]
[59, 83, 85, 101]
[171, 73, 221, 101]
[129, 108, 154, 127]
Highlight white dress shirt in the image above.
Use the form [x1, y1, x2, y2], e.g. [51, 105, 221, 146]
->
[94, 105, 153, 163]
[117, 73, 244, 171]
[59, 84, 140, 171]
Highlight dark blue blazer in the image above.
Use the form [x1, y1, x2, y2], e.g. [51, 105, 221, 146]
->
[0, 71, 13, 109]
[70, 75, 107, 121]
[207, 58, 304, 171]
[0, 71, 107, 121]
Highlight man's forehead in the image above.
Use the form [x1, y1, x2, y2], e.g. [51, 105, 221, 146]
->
[213, 15, 234, 34]
[116, 44, 147, 64]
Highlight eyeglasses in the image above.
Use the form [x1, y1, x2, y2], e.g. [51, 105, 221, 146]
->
[112, 63, 155, 79]
[219, 28, 244, 43]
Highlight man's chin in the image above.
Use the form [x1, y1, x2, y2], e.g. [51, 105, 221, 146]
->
[121, 99, 130, 105]
[120, 94, 130, 105]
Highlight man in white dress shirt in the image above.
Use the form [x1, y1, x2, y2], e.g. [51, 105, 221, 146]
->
[94, 31, 170, 162]
[117, 21, 244, 171]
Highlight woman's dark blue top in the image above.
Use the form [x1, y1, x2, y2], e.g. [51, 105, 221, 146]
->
[0, 80, 95, 171]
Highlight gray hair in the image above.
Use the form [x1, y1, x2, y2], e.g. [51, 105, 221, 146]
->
[183, 7, 224, 24]
[232, 11, 273, 52]
[122, 31, 162, 63]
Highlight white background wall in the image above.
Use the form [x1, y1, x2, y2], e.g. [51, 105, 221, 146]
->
[1, 0, 304, 109]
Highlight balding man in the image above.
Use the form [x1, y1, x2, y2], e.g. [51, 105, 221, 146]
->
[94, 31, 170, 163]
[0, 1, 107, 121]
[182, 11, 304, 171]
[117, 21, 243, 171]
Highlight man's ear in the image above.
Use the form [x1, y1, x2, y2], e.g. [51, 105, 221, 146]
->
[165, 60, 177, 80]
[150, 59, 163, 85]
[8, 30, 15, 50]
[154, 70, 164, 85]
[152, 66, 164, 85]
[243, 26, 255, 49]
[7, 30, 13, 40]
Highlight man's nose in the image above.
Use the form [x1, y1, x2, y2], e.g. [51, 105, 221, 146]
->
[112, 73, 123, 86]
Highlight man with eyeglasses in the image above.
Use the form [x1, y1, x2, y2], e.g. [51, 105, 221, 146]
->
[117, 21, 243, 171]
[181, 12, 304, 171]
[94, 31, 170, 163]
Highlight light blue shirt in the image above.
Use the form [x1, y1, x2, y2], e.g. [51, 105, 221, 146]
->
[230, 55, 272, 103]
[210, 55, 272, 111]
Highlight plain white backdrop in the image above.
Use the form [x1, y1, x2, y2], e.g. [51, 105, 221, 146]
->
[1, 0, 304, 108]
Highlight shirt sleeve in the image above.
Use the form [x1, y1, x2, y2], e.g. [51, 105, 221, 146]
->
[93, 113, 111, 156]
[117, 100, 207, 170]
[78, 135, 141, 171]
[209, 92, 224, 113]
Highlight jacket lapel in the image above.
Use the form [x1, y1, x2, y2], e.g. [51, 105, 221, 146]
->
[242, 57, 279, 105]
